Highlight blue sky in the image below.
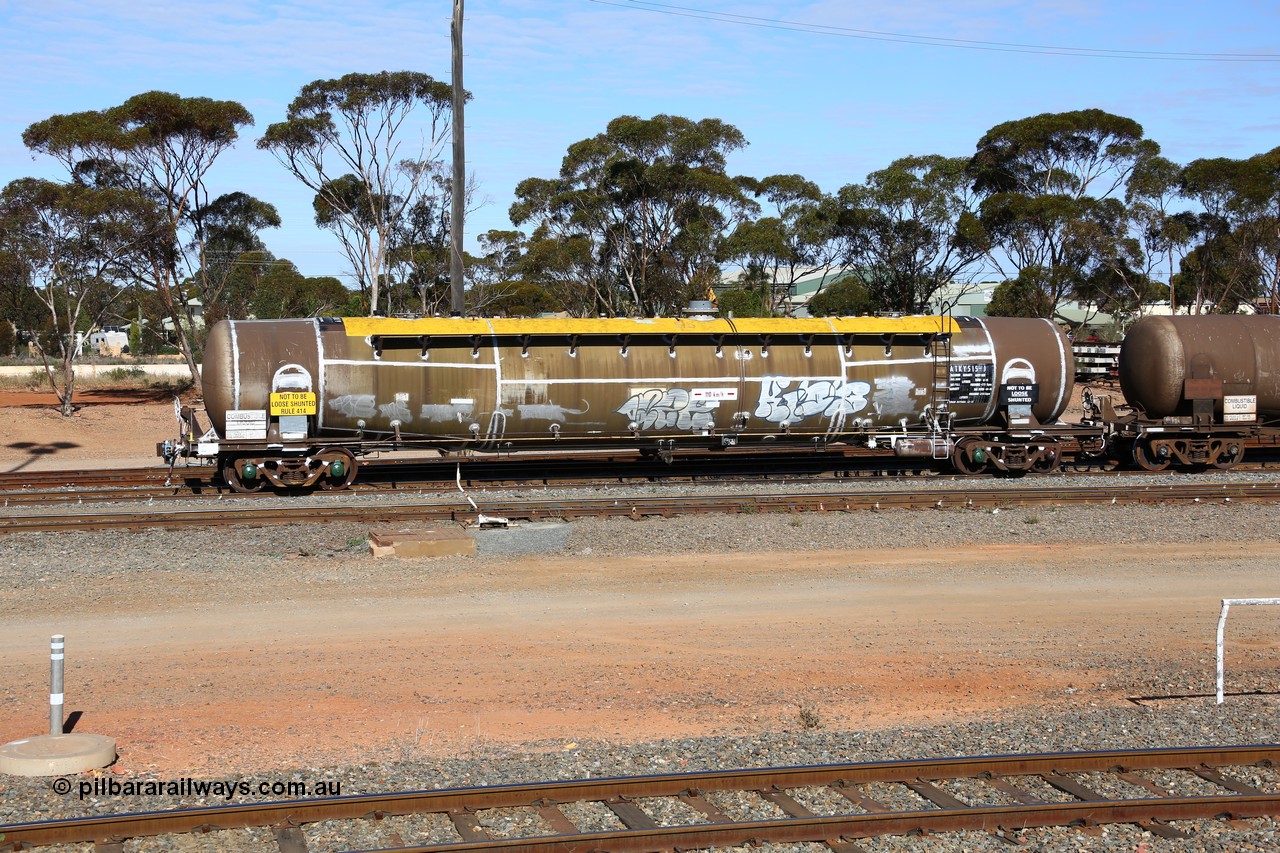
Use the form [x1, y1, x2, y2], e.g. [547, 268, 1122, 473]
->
[1, 0, 1277, 284]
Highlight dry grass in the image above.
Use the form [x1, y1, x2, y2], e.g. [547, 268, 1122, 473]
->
[0, 367, 192, 394]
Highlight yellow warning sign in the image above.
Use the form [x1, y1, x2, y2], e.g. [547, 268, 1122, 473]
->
[270, 391, 317, 416]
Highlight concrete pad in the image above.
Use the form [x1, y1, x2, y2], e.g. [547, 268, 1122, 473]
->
[471, 522, 572, 555]
[369, 525, 476, 558]
[0, 733, 116, 777]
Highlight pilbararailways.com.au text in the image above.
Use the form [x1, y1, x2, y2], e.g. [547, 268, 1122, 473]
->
[56, 777, 343, 801]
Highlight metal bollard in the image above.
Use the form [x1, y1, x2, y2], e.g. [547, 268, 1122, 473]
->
[50, 634, 64, 736]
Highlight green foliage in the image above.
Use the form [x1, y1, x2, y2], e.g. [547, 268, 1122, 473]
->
[968, 109, 1151, 198]
[1176, 150, 1278, 311]
[485, 282, 560, 317]
[511, 114, 755, 316]
[0, 320, 14, 357]
[986, 270, 1056, 318]
[0, 177, 159, 412]
[384, 162, 455, 316]
[837, 155, 984, 313]
[967, 110, 1159, 319]
[723, 174, 843, 313]
[23, 92, 253, 175]
[22, 91, 255, 382]
[251, 260, 353, 319]
[715, 287, 768, 318]
[259, 71, 461, 315]
[805, 275, 876, 317]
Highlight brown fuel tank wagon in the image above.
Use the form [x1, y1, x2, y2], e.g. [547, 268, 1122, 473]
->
[1120, 315, 1280, 420]
[1109, 314, 1279, 471]
[185, 314, 1077, 489]
[202, 314, 1072, 439]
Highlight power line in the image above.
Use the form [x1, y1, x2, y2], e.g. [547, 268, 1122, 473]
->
[589, 0, 1280, 62]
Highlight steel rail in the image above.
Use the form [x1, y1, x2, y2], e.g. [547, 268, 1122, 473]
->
[2, 481, 1279, 535]
[0, 466, 1136, 509]
[1, 746, 1276, 851]
[3, 448, 1280, 508]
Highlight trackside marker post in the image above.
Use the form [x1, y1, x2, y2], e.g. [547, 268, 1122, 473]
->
[1216, 598, 1280, 704]
[0, 635, 115, 776]
[50, 634, 64, 735]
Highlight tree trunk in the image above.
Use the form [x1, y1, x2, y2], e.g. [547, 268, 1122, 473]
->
[59, 353, 76, 417]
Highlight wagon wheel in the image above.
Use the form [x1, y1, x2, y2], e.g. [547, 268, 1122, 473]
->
[951, 439, 989, 475]
[222, 458, 266, 493]
[1031, 442, 1061, 473]
[1212, 441, 1246, 470]
[317, 447, 358, 490]
[1132, 440, 1171, 472]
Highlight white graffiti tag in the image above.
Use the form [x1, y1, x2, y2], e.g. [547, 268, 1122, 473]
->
[328, 394, 378, 419]
[616, 388, 716, 432]
[872, 375, 918, 418]
[378, 400, 412, 424]
[518, 402, 589, 423]
[420, 403, 475, 423]
[754, 377, 871, 424]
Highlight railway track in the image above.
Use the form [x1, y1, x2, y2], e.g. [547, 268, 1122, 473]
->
[2, 746, 1277, 851]
[3, 447, 1280, 510]
[1, 480, 1277, 535]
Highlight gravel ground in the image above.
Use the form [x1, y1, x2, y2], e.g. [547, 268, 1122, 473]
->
[2, 480, 1280, 850]
[2, 703, 1279, 851]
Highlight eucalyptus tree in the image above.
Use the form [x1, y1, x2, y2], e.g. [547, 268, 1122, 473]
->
[22, 91, 255, 379]
[0, 178, 159, 414]
[966, 109, 1156, 318]
[258, 71, 459, 315]
[381, 163, 484, 316]
[1232, 147, 1280, 312]
[836, 155, 985, 313]
[804, 275, 876, 317]
[463, 230, 554, 316]
[510, 114, 757, 316]
[0, 248, 44, 354]
[1177, 153, 1276, 313]
[722, 174, 842, 315]
[247, 260, 353, 319]
[1117, 153, 1194, 315]
[985, 268, 1056, 318]
[189, 191, 281, 325]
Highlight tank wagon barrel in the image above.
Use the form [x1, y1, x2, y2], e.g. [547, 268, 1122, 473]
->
[168, 313, 1076, 490]
[1112, 314, 1277, 471]
[1120, 315, 1280, 420]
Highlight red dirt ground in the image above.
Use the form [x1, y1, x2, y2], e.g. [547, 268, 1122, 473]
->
[1, 390, 1274, 777]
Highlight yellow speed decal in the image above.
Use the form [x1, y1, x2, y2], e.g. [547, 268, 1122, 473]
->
[270, 391, 317, 416]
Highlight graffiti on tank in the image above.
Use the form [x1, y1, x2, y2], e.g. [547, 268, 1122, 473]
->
[420, 403, 475, 423]
[872, 375, 918, 418]
[616, 388, 716, 431]
[328, 394, 378, 419]
[379, 400, 412, 424]
[518, 401, 589, 422]
[754, 377, 872, 424]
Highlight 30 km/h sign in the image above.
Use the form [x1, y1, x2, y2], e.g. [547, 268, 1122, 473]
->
[270, 392, 317, 416]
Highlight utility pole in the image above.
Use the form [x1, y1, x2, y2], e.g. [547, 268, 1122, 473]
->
[449, 0, 466, 314]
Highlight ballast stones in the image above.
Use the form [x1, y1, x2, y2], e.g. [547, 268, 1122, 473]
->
[0, 733, 116, 777]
